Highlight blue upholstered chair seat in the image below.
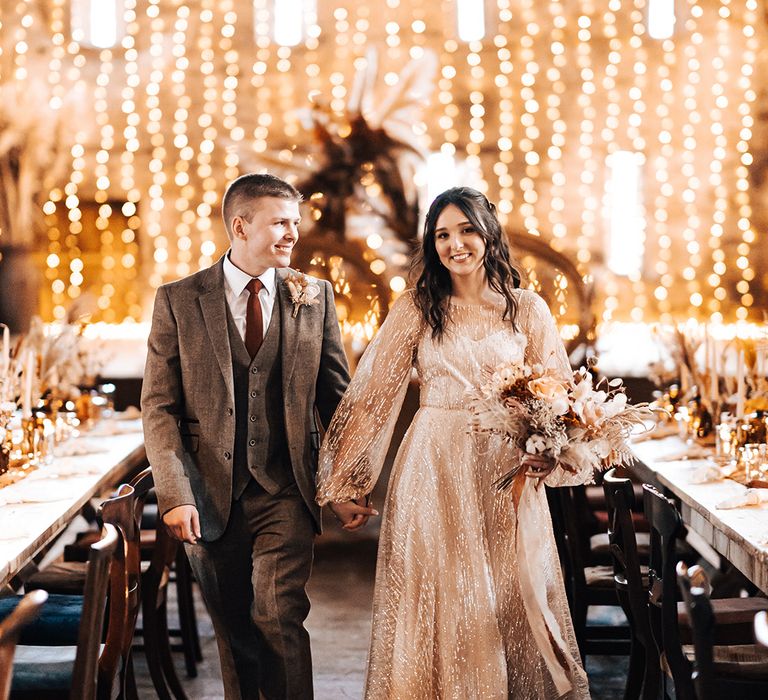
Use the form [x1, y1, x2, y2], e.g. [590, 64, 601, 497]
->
[10, 644, 77, 692]
[0, 593, 83, 645]
[10, 642, 106, 694]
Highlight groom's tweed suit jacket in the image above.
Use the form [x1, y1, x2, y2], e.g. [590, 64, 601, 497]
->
[141, 255, 350, 540]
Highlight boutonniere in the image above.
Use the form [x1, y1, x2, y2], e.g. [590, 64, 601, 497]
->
[285, 273, 321, 318]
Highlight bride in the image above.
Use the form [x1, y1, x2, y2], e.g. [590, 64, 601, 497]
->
[316, 187, 592, 699]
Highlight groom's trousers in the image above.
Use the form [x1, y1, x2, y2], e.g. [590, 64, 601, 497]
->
[185, 478, 315, 700]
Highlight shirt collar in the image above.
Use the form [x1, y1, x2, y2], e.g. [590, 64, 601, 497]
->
[223, 252, 276, 298]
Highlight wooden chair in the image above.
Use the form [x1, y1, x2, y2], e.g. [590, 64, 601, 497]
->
[137, 494, 201, 679]
[98, 480, 148, 699]
[1, 523, 118, 700]
[131, 468, 188, 700]
[547, 484, 631, 660]
[0, 590, 48, 700]
[677, 561, 768, 700]
[756, 611, 768, 651]
[643, 484, 768, 700]
[62, 485, 202, 678]
[18, 482, 146, 700]
[602, 468, 658, 700]
[27, 469, 192, 698]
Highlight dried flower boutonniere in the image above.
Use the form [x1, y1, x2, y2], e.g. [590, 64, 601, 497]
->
[285, 273, 321, 318]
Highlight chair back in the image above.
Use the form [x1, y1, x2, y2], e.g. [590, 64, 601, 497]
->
[548, 486, 588, 610]
[677, 561, 717, 700]
[603, 469, 644, 593]
[133, 469, 177, 600]
[129, 468, 178, 606]
[0, 590, 48, 700]
[604, 469, 660, 698]
[70, 523, 119, 700]
[642, 483, 694, 699]
[97, 472, 152, 699]
[756, 610, 768, 652]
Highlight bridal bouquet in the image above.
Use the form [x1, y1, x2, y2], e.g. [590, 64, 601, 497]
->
[469, 358, 651, 490]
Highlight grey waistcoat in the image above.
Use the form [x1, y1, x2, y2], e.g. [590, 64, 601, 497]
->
[226, 301, 294, 500]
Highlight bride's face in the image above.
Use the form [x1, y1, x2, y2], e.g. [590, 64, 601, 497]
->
[433, 204, 486, 280]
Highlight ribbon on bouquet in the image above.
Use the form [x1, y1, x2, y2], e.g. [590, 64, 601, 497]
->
[512, 474, 575, 696]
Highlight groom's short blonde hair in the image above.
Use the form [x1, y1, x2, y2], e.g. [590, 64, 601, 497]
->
[222, 173, 302, 240]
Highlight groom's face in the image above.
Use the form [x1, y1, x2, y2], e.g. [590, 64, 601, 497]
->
[231, 196, 301, 274]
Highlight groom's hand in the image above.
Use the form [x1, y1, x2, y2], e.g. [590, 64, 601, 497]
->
[329, 499, 379, 531]
[163, 504, 201, 543]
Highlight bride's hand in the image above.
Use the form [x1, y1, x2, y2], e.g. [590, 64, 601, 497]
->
[329, 499, 379, 531]
[521, 454, 556, 480]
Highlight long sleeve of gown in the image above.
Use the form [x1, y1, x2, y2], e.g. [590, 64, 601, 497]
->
[316, 292, 422, 506]
[520, 291, 595, 487]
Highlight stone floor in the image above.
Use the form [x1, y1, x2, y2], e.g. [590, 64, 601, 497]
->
[133, 519, 629, 699]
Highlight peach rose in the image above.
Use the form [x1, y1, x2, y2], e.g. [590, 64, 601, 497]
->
[528, 372, 570, 415]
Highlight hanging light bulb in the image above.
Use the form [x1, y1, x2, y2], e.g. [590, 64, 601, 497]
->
[457, 0, 485, 43]
[647, 0, 675, 40]
[272, 0, 316, 46]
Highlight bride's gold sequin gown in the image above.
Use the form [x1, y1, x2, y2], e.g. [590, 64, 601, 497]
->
[317, 289, 592, 699]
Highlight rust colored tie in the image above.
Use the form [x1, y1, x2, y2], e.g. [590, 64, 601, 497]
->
[244, 278, 264, 358]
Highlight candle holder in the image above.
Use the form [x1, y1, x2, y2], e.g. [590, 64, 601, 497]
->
[75, 389, 102, 425]
[20, 416, 39, 466]
[35, 413, 55, 465]
[0, 401, 14, 476]
[680, 394, 713, 441]
[737, 412, 766, 448]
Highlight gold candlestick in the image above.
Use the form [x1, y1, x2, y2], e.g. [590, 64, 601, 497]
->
[20, 416, 39, 466]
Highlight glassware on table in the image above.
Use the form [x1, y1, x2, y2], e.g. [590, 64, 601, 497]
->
[36, 413, 55, 465]
[75, 388, 103, 425]
[676, 405, 691, 440]
[97, 383, 116, 419]
[715, 414, 739, 465]
[739, 443, 767, 482]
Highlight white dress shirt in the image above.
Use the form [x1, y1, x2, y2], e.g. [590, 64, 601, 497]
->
[222, 254, 277, 342]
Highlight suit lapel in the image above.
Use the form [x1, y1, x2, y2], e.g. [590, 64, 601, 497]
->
[199, 258, 235, 402]
[277, 268, 301, 398]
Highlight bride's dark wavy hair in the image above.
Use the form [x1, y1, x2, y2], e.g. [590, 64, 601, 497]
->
[412, 187, 524, 340]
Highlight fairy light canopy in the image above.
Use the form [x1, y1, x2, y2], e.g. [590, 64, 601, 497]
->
[0, 0, 765, 331]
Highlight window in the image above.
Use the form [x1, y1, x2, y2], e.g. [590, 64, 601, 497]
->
[647, 0, 675, 40]
[605, 151, 645, 277]
[457, 0, 485, 43]
[70, 0, 123, 49]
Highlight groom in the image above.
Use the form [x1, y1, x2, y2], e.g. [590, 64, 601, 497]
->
[142, 173, 367, 698]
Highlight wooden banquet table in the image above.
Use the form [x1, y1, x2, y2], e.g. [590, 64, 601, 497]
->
[630, 433, 768, 594]
[0, 417, 146, 589]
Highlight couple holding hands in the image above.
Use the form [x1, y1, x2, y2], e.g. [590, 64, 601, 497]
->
[142, 173, 591, 699]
